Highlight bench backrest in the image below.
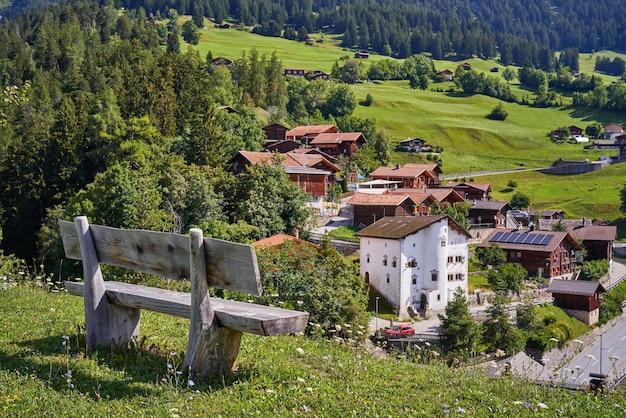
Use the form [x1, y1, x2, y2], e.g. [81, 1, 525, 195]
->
[59, 220, 262, 296]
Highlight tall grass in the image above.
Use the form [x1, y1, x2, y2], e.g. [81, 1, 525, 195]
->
[1, 285, 624, 416]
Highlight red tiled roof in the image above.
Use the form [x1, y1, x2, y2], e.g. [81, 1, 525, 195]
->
[310, 132, 365, 145]
[234, 150, 339, 171]
[370, 166, 427, 178]
[446, 182, 491, 192]
[348, 193, 416, 206]
[252, 234, 318, 248]
[286, 125, 338, 138]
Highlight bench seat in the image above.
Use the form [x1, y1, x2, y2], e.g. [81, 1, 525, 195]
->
[65, 281, 308, 337]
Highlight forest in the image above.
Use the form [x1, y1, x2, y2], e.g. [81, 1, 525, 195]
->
[6, 0, 623, 66]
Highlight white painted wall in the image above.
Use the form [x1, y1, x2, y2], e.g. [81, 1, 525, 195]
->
[360, 218, 468, 318]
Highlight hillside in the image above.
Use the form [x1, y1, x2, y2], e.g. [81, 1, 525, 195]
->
[1, 285, 624, 416]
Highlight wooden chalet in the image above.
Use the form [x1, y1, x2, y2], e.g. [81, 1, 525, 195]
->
[348, 193, 418, 226]
[284, 68, 307, 77]
[309, 70, 330, 81]
[479, 230, 581, 279]
[286, 124, 339, 145]
[603, 122, 624, 139]
[444, 182, 492, 201]
[369, 163, 442, 188]
[468, 201, 512, 228]
[462, 62, 471, 70]
[567, 224, 617, 263]
[398, 137, 426, 151]
[212, 57, 234, 69]
[568, 125, 583, 136]
[309, 132, 367, 157]
[389, 187, 465, 212]
[227, 150, 340, 197]
[547, 280, 605, 325]
[529, 210, 565, 220]
[262, 123, 289, 142]
[354, 50, 370, 59]
[436, 69, 454, 80]
[266, 140, 301, 153]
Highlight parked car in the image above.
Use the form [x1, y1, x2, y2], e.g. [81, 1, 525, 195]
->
[383, 325, 415, 338]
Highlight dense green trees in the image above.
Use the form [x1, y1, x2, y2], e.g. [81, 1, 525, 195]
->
[439, 287, 481, 352]
[256, 239, 369, 336]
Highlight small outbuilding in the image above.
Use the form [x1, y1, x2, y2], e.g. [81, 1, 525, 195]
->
[547, 279, 605, 325]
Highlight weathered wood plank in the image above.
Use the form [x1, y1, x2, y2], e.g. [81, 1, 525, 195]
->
[74, 217, 140, 349]
[65, 281, 309, 336]
[184, 228, 240, 378]
[59, 220, 262, 296]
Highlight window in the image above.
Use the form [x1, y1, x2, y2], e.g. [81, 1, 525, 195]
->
[364, 272, 369, 283]
[392, 257, 397, 268]
[383, 255, 388, 266]
[447, 274, 454, 282]
[366, 254, 370, 263]
[437, 294, 441, 301]
[441, 238, 446, 247]
[412, 275, 417, 285]
[455, 255, 465, 263]
[407, 257, 417, 268]
[431, 270, 438, 281]
[386, 274, 390, 283]
[456, 273, 464, 281]
[517, 252, 521, 258]
[447, 256, 453, 264]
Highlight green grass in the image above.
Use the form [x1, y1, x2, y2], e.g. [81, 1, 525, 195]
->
[536, 304, 592, 340]
[2, 285, 625, 416]
[475, 163, 625, 222]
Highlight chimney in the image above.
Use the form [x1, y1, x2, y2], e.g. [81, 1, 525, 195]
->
[395, 164, 401, 170]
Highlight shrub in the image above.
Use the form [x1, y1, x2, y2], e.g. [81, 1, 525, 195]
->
[486, 102, 508, 120]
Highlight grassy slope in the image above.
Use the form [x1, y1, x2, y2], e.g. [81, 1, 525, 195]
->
[188, 27, 626, 221]
[1, 286, 624, 416]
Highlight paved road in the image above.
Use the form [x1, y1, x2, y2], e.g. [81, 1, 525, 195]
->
[552, 315, 626, 388]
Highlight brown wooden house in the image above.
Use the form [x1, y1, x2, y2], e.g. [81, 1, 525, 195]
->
[309, 132, 367, 157]
[369, 163, 442, 188]
[262, 123, 289, 142]
[348, 193, 418, 226]
[265, 140, 301, 153]
[479, 230, 581, 279]
[567, 224, 617, 263]
[286, 124, 339, 145]
[227, 150, 339, 198]
[354, 50, 370, 59]
[469, 201, 512, 228]
[547, 279, 605, 325]
[444, 182, 492, 201]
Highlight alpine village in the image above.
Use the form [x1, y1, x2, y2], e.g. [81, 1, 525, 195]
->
[1, 0, 626, 415]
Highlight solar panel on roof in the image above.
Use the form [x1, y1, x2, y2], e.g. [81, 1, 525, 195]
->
[490, 232, 554, 246]
[538, 234, 553, 245]
[492, 231, 505, 242]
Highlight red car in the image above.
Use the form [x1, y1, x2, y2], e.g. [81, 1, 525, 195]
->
[383, 325, 415, 338]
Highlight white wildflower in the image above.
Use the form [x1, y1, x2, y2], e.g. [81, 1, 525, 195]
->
[296, 347, 305, 355]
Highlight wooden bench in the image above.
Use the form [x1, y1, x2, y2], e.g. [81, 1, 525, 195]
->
[59, 216, 309, 378]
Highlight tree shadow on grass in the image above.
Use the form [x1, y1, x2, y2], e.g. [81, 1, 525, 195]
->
[557, 105, 626, 125]
[3, 333, 252, 398]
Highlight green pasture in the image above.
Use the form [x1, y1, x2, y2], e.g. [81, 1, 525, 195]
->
[192, 25, 386, 73]
[473, 164, 625, 221]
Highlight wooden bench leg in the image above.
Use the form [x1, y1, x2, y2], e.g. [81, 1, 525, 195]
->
[75, 216, 140, 349]
[184, 229, 242, 378]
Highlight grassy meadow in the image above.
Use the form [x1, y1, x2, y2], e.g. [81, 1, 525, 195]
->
[183, 26, 626, 222]
[2, 284, 625, 416]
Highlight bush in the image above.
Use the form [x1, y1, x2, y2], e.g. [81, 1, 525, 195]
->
[487, 102, 508, 120]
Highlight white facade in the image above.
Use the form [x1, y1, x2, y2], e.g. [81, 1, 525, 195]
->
[360, 217, 468, 319]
